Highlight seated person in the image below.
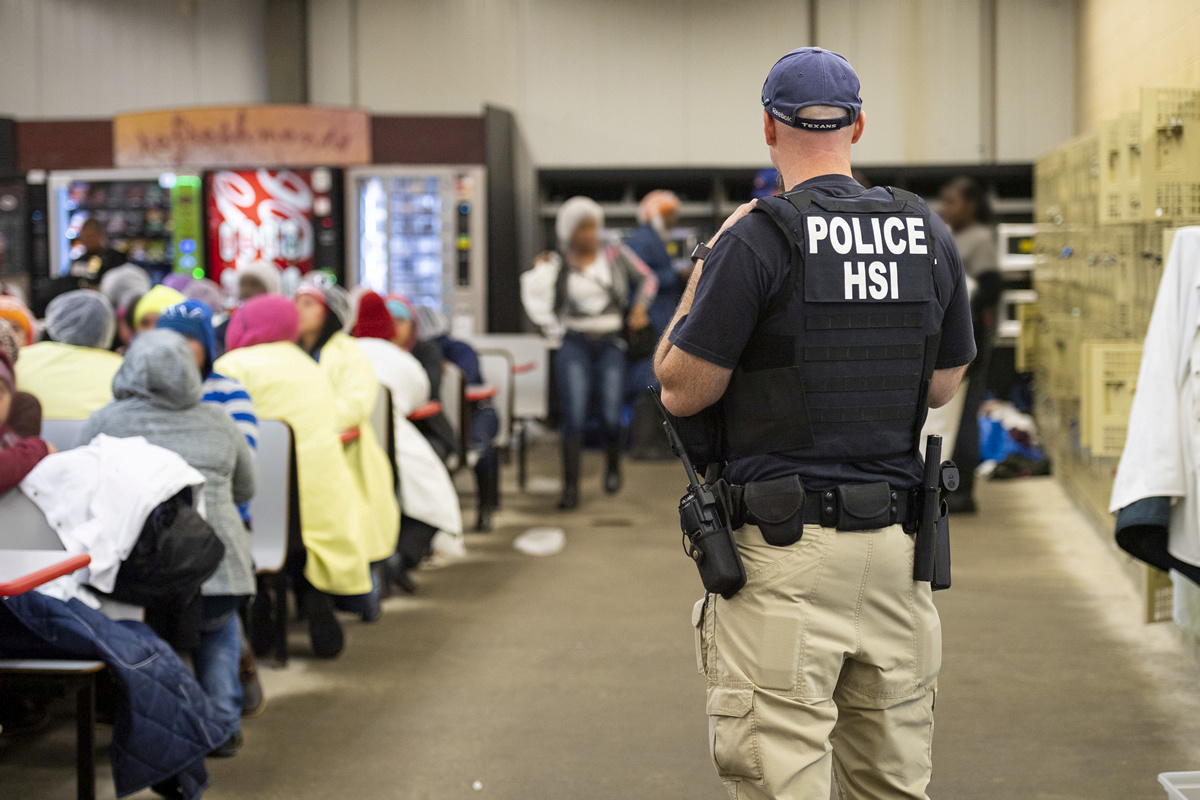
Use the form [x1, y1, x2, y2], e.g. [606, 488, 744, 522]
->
[80, 330, 255, 758]
[296, 278, 398, 618]
[157, 301, 259, 453]
[132, 285, 185, 334]
[0, 321, 43, 439]
[352, 291, 463, 592]
[0, 349, 55, 494]
[415, 305, 501, 532]
[215, 294, 374, 658]
[18, 290, 123, 420]
[98, 263, 152, 314]
[388, 294, 458, 463]
[0, 295, 36, 347]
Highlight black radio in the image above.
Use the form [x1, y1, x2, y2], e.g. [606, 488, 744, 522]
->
[653, 389, 746, 599]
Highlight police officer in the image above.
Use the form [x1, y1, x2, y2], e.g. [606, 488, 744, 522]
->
[654, 48, 975, 799]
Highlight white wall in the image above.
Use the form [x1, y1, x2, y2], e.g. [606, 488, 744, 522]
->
[995, 0, 1073, 160]
[0, 0, 268, 118]
[311, 0, 1073, 167]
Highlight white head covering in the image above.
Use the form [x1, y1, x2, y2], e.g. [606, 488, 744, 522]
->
[45, 289, 116, 349]
[414, 305, 450, 341]
[99, 264, 152, 310]
[236, 260, 283, 296]
[555, 196, 604, 250]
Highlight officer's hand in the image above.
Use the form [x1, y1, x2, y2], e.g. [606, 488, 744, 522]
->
[710, 199, 758, 246]
[534, 250, 555, 265]
[44, 441, 59, 455]
[628, 304, 650, 331]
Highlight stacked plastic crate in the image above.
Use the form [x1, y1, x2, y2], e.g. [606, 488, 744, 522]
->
[1029, 88, 1200, 621]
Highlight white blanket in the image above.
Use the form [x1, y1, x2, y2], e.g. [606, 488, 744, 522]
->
[20, 434, 206, 592]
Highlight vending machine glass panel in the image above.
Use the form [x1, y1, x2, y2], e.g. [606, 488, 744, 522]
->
[47, 170, 203, 279]
[349, 166, 486, 332]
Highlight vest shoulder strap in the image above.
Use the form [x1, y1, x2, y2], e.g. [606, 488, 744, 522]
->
[752, 197, 804, 320]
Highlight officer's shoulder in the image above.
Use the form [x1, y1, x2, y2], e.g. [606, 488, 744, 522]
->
[720, 207, 790, 267]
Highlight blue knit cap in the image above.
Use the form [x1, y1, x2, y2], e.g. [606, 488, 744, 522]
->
[157, 300, 218, 377]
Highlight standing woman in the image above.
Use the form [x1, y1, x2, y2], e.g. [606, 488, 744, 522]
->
[939, 176, 1001, 514]
[521, 196, 657, 509]
[295, 276, 399, 617]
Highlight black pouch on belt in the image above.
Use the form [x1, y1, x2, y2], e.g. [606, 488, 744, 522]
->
[743, 475, 806, 546]
[836, 482, 895, 532]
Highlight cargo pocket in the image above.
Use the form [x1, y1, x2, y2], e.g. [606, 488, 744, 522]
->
[693, 597, 709, 676]
[707, 687, 763, 782]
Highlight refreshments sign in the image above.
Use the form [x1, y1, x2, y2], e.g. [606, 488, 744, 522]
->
[113, 105, 371, 168]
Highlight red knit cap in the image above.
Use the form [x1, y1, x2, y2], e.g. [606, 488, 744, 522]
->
[352, 290, 396, 341]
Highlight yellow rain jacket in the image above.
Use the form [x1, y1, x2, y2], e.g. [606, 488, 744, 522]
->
[18, 342, 123, 420]
[317, 332, 400, 563]
[215, 341, 372, 596]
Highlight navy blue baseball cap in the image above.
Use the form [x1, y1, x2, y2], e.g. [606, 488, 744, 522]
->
[762, 47, 862, 131]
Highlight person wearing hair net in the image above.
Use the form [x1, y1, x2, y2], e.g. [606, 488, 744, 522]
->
[415, 304, 502, 532]
[98, 263, 152, 311]
[296, 276, 399, 621]
[520, 196, 658, 509]
[81, 329, 256, 757]
[236, 261, 283, 302]
[17, 290, 124, 419]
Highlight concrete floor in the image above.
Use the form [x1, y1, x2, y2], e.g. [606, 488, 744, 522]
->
[5, 443, 1200, 799]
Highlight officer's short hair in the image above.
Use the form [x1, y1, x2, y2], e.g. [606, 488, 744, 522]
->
[792, 104, 846, 122]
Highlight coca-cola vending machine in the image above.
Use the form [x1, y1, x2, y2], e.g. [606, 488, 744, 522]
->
[204, 166, 343, 291]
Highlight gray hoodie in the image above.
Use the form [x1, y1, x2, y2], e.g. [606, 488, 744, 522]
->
[81, 330, 257, 597]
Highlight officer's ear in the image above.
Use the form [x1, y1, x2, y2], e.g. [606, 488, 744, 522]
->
[763, 111, 779, 147]
[851, 110, 866, 144]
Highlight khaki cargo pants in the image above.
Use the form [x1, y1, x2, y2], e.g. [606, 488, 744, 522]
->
[693, 522, 941, 799]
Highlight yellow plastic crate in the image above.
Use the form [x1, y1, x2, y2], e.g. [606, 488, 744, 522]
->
[1079, 340, 1143, 457]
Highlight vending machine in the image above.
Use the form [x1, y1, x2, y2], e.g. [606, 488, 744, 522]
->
[346, 166, 487, 334]
[204, 166, 343, 288]
[0, 175, 31, 288]
[46, 169, 204, 280]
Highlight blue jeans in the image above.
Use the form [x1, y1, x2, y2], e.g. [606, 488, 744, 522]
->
[557, 332, 626, 437]
[194, 597, 244, 736]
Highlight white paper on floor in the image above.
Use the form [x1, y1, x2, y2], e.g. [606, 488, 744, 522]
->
[514, 527, 566, 557]
[524, 476, 562, 496]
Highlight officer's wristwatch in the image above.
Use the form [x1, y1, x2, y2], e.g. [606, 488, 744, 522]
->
[690, 242, 712, 263]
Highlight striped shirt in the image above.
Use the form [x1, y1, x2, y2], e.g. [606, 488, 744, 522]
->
[203, 372, 259, 451]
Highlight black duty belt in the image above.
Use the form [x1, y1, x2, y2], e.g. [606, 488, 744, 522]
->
[801, 487, 916, 530]
[729, 476, 918, 544]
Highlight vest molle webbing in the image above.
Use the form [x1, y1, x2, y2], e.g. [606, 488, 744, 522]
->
[722, 186, 942, 464]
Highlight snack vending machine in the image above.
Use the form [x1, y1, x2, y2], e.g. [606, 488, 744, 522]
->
[0, 175, 30, 287]
[346, 166, 487, 334]
[204, 166, 343, 290]
[46, 169, 204, 279]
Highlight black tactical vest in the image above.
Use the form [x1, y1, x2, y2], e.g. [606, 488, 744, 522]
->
[722, 186, 942, 464]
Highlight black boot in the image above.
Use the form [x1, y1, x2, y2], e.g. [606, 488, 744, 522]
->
[604, 435, 622, 495]
[474, 450, 500, 531]
[302, 589, 344, 659]
[558, 435, 582, 510]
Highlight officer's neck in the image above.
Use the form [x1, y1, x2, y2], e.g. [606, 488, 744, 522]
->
[777, 154, 853, 190]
